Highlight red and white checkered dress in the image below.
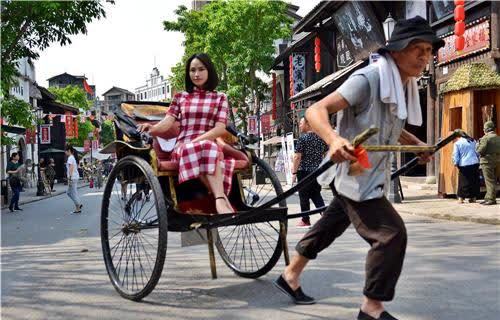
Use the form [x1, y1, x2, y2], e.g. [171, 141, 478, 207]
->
[166, 87, 235, 194]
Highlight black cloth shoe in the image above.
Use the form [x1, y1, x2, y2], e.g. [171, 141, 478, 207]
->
[274, 275, 316, 305]
[358, 310, 399, 320]
[14, 207, 23, 211]
[8, 206, 14, 212]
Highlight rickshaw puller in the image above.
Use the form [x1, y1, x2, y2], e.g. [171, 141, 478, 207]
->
[274, 16, 444, 320]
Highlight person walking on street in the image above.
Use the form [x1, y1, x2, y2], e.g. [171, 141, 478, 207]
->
[293, 117, 328, 228]
[6, 153, 23, 212]
[274, 16, 440, 320]
[46, 158, 57, 192]
[452, 135, 480, 203]
[476, 121, 500, 205]
[65, 145, 83, 213]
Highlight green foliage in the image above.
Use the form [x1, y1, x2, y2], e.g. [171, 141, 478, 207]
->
[67, 119, 94, 146]
[100, 120, 116, 147]
[0, 97, 36, 145]
[48, 85, 92, 110]
[1, 0, 111, 123]
[164, 0, 292, 126]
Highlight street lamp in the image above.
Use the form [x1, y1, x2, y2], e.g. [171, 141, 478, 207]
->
[383, 13, 396, 42]
[35, 107, 44, 196]
[383, 13, 401, 203]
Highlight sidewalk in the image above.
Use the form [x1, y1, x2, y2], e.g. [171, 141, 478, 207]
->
[1, 180, 89, 211]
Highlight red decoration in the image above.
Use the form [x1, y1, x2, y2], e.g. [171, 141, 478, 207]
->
[455, 35, 465, 51]
[314, 36, 321, 73]
[289, 55, 294, 97]
[272, 73, 277, 120]
[83, 79, 93, 95]
[454, 5, 464, 22]
[454, 0, 464, 5]
[454, 21, 465, 36]
[438, 20, 490, 63]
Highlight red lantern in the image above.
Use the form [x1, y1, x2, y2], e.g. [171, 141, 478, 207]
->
[455, 35, 465, 51]
[272, 73, 277, 120]
[454, 21, 465, 36]
[454, 5, 464, 22]
[454, 0, 464, 5]
[314, 35, 321, 73]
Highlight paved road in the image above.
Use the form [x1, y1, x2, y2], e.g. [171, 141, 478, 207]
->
[2, 187, 499, 320]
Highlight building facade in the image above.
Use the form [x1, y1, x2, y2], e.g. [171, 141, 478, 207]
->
[100, 87, 136, 114]
[134, 67, 172, 102]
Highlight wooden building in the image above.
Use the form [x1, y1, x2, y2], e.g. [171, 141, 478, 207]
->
[430, 1, 500, 195]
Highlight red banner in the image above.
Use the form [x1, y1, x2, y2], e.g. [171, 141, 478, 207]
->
[65, 111, 77, 138]
[261, 114, 271, 135]
[40, 125, 51, 144]
[25, 128, 36, 144]
[248, 116, 257, 135]
[272, 73, 277, 120]
[437, 20, 490, 64]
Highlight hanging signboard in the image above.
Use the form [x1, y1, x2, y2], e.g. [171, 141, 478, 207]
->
[437, 20, 490, 65]
[261, 114, 271, 135]
[292, 54, 306, 93]
[336, 36, 355, 69]
[40, 125, 51, 144]
[248, 116, 257, 135]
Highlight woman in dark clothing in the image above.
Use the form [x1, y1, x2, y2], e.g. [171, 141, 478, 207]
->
[452, 136, 480, 203]
[6, 153, 23, 212]
[46, 158, 57, 192]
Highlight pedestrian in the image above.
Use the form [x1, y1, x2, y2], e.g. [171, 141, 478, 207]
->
[65, 145, 83, 213]
[452, 135, 480, 203]
[138, 53, 234, 214]
[6, 152, 23, 212]
[46, 158, 57, 192]
[274, 16, 441, 320]
[476, 120, 500, 205]
[292, 117, 328, 228]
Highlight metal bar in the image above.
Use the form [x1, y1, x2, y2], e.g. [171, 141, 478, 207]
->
[280, 221, 290, 266]
[391, 129, 465, 180]
[363, 145, 436, 153]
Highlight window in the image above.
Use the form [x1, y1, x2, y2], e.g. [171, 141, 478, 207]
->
[162, 86, 165, 94]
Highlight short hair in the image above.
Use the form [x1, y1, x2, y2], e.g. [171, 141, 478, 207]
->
[10, 152, 18, 160]
[185, 53, 219, 93]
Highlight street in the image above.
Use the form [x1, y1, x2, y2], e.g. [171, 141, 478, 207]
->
[2, 187, 499, 320]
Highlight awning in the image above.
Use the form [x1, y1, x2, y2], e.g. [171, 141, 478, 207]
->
[263, 136, 283, 146]
[1, 124, 26, 135]
[290, 60, 366, 103]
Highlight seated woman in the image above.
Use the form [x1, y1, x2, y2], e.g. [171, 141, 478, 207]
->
[139, 53, 235, 214]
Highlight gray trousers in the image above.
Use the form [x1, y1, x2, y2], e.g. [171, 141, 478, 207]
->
[67, 180, 81, 207]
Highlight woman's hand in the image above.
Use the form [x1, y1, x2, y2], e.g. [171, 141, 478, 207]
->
[416, 141, 433, 164]
[137, 123, 153, 133]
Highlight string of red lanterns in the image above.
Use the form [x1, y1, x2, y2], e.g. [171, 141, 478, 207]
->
[454, 0, 465, 51]
[272, 73, 277, 120]
[289, 55, 294, 109]
[314, 35, 321, 72]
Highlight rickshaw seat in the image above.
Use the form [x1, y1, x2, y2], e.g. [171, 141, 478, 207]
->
[152, 122, 250, 174]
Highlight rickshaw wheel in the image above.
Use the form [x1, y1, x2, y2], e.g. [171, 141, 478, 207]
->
[215, 156, 286, 278]
[101, 155, 168, 301]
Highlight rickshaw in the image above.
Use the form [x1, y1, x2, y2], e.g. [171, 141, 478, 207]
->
[100, 101, 464, 301]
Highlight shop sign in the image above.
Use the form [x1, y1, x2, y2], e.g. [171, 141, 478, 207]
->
[40, 124, 51, 144]
[437, 20, 490, 64]
[336, 36, 355, 68]
[248, 116, 257, 135]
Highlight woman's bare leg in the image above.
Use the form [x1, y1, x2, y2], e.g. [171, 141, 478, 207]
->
[205, 164, 234, 214]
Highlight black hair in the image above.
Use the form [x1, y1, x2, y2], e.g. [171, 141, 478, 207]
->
[65, 144, 79, 163]
[9, 152, 18, 161]
[185, 53, 219, 93]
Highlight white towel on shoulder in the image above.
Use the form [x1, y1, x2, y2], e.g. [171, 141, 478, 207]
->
[376, 54, 422, 126]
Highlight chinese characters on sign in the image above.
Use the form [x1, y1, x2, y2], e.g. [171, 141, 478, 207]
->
[248, 116, 257, 135]
[336, 37, 354, 68]
[437, 20, 490, 64]
[40, 125, 51, 144]
[292, 54, 306, 94]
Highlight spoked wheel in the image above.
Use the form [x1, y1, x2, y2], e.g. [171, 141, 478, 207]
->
[215, 156, 286, 278]
[101, 155, 168, 301]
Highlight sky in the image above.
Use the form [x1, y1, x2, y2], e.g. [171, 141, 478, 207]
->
[36, 0, 322, 98]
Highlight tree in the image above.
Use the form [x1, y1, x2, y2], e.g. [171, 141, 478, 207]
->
[0, 0, 111, 132]
[100, 120, 116, 147]
[49, 85, 92, 111]
[164, 0, 292, 130]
